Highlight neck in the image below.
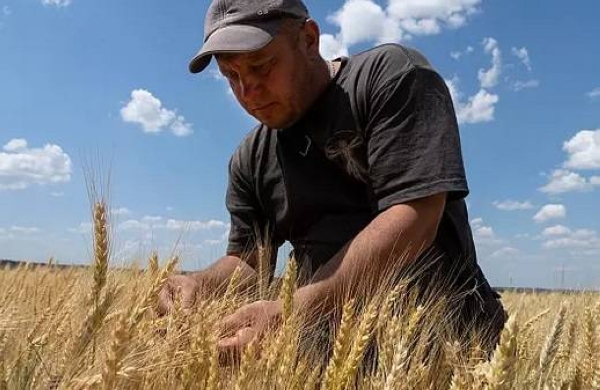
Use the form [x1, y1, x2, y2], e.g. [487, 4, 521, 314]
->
[308, 58, 335, 104]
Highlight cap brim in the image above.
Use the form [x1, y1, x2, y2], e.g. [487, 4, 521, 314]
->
[188, 19, 283, 74]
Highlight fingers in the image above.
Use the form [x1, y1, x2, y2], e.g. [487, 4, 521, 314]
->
[181, 285, 198, 310]
[156, 281, 174, 316]
[219, 307, 253, 338]
[218, 327, 256, 349]
[217, 327, 258, 366]
[156, 275, 199, 317]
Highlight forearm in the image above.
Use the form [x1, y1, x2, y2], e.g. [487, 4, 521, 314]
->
[294, 195, 444, 315]
[193, 255, 258, 295]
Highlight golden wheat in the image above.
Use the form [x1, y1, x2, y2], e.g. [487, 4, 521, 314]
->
[1, 250, 600, 390]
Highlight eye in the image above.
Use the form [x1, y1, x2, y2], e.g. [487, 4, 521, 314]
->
[221, 70, 239, 83]
[251, 58, 276, 76]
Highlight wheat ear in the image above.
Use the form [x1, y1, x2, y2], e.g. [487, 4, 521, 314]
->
[485, 315, 519, 390]
[279, 256, 298, 322]
[92, 201, 109, 307]
[0, 360, 6, 390]
[336, 299, 379, 390]
[323, 298, 356, 389]
[581, 303, 597, 387]
[384, 305, 424, 390]
[538, 303, 567, 390]
[147, 251, 159, 279]
[101, 313, 130, 390]
[235, 339, 258, 390]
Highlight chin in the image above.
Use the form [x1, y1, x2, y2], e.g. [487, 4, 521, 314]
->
[255, 114, 295, 129]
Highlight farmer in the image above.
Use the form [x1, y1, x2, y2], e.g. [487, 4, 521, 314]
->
[159, 0, 506, 360]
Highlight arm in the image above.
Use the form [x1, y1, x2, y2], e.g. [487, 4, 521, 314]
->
[191, 240, 278, 295]
[216, 193, 447, 353]
[294, 192, 446, 315]
[191, 253, 259, 296]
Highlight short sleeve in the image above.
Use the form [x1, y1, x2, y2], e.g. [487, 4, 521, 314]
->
[365, 66, 469, 211]
[225, 149, 262, 256]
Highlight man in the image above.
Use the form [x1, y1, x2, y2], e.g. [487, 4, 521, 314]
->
[159, 0, 506, 359]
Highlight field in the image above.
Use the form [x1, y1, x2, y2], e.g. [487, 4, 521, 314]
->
[1, 203, 599, 390]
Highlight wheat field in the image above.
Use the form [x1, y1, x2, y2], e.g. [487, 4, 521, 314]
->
[0, 202, 599, 390]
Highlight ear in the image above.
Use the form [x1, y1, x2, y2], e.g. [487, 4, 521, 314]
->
[302, 19, 321, 58]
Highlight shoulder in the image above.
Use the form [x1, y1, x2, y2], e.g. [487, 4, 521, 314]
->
[347, 44, 436, 81]
[229, 124, 273, 174]
[339, 44, 447, 128]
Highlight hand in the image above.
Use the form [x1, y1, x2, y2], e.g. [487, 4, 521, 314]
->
[217, 300, 283, 365]
[157, 274, 200, 315]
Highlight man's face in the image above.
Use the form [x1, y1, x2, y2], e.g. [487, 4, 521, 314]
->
[215, 20, 318, 129]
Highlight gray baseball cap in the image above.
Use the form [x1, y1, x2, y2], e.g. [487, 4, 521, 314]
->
[189, 0, 309, 74]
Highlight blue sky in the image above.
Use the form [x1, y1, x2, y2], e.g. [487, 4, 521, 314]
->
[1, 0, 599, 289]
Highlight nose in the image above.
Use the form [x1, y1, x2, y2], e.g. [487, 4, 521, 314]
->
[238, 73, 261, 102]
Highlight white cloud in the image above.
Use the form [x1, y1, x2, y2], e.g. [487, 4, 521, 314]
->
[120, 89, 193, 137]
[586, 87, 600, 99]
[562, 129, 600, 170]
[119, 219, 150, 231]
[170, 116, 194, 137]
[539, 130, 600, 194]
[542, 225, 571, 237]
[387, 0, 480, 31]
[165, 219, 228, 231]
[203, 239, 225, 246]
[4, 138, 28, 152]
[543, 228, 600, 251]
[10, 226, 40, 234]
[471, 217, 494, 237]
[478, 37, 502, 89]
[111, 207, 132, 216]
[320, 0, 481, 58]
[470, 218, 483, 226]
[461, 91, 494, 119]
[328, 0, 402, 46]
[41, 0, 72, 7]
[511, 79, 539, 92]
[142, 215, 163, 223]
[490, 247, 520, 259]
[446, 79, 499, 125]
[493, 200, 534, 211]
[0, 139, 72, 191]
[470, 217, 504, 248]
[450, 46, 473, 60]
[475, 226, 495, 238]
[320, 34, 350, 60]
[68, 222, 92, 234]
[511, 47, 532, 71]
[533, 204, 566, 223]
[116, 217, 228, 233]
[540, 169, 600, 194]
[2, 6, 11, 16]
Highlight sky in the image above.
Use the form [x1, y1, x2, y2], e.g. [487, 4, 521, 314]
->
[1, 0, 599, 289]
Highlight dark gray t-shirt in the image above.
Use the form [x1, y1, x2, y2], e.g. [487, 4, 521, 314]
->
[225, 44, 486, 288]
